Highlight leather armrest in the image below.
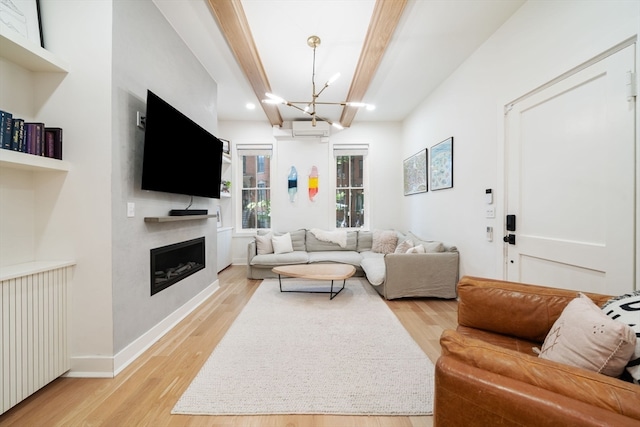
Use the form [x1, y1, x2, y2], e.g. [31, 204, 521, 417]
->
[435, 355, 640, 427]
[439, 329, 640, 420]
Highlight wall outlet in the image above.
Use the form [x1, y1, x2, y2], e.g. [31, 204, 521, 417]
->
[136, 111, 145, 129]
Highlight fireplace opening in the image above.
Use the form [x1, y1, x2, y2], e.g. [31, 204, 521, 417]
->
[150, 237, 205, 296]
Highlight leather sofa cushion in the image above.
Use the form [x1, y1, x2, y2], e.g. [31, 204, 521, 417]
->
[440, 329, 640, 420]
[457, 276, 612, 342]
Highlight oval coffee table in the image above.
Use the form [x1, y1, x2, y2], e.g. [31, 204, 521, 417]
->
[272, 264, 356, 300]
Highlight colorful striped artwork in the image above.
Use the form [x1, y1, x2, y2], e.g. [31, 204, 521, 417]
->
[288, 166, 298, 202]
[308, 166, 319, 201]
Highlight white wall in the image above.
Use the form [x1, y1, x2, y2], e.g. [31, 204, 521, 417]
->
[38, 1, 116, 374]
[218, 121, 403, 263]
[111, 0, 220, 360]
[402, 0, 640, 280]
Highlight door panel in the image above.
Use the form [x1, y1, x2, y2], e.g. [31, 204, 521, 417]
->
[505, 45, 636, 295]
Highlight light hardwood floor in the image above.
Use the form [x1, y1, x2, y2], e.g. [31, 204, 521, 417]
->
[0, 266, 458, 427]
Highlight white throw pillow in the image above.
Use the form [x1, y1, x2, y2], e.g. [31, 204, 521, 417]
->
[394, 239, 414, 254]
[406, 244, 425, 254]
[538, 293, 636, 377]
[255, 232, 274, 255]
[602, 290, 640, 383]
[272, 232, 293, 254]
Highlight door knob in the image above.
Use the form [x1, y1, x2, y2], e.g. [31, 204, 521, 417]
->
[503, 234, 516, 245]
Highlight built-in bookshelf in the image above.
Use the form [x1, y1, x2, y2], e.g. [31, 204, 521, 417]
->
[0, 26, 68, 72]
[0, 25, 74, 414]
[0, 148, 70, 172]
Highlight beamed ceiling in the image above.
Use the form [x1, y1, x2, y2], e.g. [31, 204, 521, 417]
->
[154, 0, 526, 128]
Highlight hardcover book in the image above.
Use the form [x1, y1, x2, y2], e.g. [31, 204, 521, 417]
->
[0, 110, 13, 150]
[24, 123, 45, 155]
[44, 127, 63, 160]
[11, 118, 24, 151]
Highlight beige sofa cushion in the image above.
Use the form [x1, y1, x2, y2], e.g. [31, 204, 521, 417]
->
[306, 230, 357, 251]
[357, 231, 372, 252]
[406, 231, 444, 252]
[259, 229, 306, 251]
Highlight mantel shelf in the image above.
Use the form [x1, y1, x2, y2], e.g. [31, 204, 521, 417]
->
[144, 214, 216, 223]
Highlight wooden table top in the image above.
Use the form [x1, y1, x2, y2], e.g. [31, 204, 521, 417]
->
[272, 264, 356, 281]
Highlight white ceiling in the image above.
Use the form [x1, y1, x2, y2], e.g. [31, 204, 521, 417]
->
[154, 0, 525, 125]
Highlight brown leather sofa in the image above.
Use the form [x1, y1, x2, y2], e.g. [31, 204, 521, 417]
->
[434, 276, 640, 426]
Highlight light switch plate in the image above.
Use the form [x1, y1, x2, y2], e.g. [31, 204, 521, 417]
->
[485, 207, 495, 218]
[127, 202, 135, 218]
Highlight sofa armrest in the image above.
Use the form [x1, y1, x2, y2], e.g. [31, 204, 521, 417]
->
[435, 356, 640, 427]
[457, 276, 612, 342]
[438, 329, 640, 421]
[382, 251, 459, 299]
[246, 240, 257, 278]
[247, 239, 257, 260]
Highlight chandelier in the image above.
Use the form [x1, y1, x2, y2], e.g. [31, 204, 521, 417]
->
[262, 35, 375, 129]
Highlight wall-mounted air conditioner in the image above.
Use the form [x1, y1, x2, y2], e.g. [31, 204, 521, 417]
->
[292, 121, 330, 137]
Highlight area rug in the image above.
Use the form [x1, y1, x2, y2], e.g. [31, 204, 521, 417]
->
[171, 278, 434, 416]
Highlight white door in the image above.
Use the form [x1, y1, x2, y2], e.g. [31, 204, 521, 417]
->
[505, 44, 636, 295]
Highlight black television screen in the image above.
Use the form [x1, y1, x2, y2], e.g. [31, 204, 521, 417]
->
[141, 90, 223, 199]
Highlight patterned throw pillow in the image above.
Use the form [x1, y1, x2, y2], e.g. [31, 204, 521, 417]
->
[538, 293, 636, 377]
[602, 290, 640, 383]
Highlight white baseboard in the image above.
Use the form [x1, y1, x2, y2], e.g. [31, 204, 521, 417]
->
[64, 280, 220, 378]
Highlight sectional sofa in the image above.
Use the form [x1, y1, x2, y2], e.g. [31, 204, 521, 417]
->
[246, 228, 459, 299]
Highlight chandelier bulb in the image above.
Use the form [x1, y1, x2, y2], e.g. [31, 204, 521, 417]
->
[327, 73, 341, 85]
[265, 36, 377, 125]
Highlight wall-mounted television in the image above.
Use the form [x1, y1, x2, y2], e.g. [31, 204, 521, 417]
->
[141, 90, 222, 199]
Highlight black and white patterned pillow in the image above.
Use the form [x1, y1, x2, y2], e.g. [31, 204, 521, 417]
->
[602, 290, 640, 384]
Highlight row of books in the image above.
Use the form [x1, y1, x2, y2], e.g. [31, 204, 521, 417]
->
[0, 110, 63, 160]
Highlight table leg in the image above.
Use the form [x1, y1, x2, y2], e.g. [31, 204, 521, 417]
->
[278, 276, 346, 300]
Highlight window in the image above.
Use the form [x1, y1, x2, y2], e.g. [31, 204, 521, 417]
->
[237, 145, 272, 230]
[334, 145, 368, 228]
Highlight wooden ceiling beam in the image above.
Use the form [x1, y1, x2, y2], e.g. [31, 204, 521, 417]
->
[340, 0, 408, 128]
[207, 0, 283, 127]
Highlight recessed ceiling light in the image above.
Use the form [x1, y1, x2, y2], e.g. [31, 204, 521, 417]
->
[246, 103, 256, 110]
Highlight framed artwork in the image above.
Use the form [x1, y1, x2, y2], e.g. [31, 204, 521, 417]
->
[403, 148, 428, 196]
[0, 0, 44, 47]
[430, 137, 453, 190]
[215, 205, 222, 227]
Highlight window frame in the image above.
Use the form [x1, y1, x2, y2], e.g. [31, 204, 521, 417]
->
[235, 144, 273, 234]
[332, 144, 370, 230]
